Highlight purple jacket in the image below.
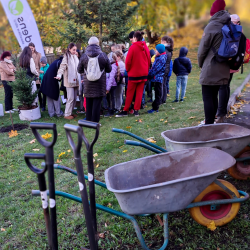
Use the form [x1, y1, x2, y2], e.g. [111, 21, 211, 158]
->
[106, 62, 118, 91]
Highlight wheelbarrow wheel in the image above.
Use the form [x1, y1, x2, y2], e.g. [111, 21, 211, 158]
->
[228, 146, 250, 180]
[189, 179, 240, 227]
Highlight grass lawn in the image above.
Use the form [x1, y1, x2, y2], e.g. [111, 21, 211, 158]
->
[1, 51, 250, 250]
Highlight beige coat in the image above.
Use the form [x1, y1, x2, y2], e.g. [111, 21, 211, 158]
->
[57, 54, 79, 88]
[32, 52, 41, 84]
[0, 61, 16, 81]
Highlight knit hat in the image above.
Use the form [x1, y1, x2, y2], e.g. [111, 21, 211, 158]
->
[210, 0, 226, 16]
[156, 44, 165, 54]
[231, 14, 240, 23]
[128, 31, 135, 39]
[88, 36, 99, 45]
[40, 56, 47, 64]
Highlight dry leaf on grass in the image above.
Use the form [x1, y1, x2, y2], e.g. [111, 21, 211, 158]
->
[59, 152, 66, 157]
[119, 145, 124, 149]
[160, 119, 164, 122]
[147, 137, 156, 143]
[1, 228, 5, 232]
[33, 149, 40, 152]
[8, 130, 19, 138]
[99, 233, 105, 239]
[188, 116, 196, 119]
[56, 159, 62, 164]
[207, 221, 216, 231]
[93, 153, 98, 157]
[42, 133, 52, 140]
[67, 150, 71, 153]
[126, 126, 132, 129]
[123, 150, 128, 153]
[29, 139, 36, 144]
[96, 164, 100, 168]
[164, 120, 168, 123]
[12, 150, 15, 152]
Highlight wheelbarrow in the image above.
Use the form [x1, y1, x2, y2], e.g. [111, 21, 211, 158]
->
[112, 123, 250, 227]
[28, 122, 249, 250]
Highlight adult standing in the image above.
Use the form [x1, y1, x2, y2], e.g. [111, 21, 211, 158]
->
[216, 14, 242, 123]
[161, 36, 174, 103]
[55, 43, 79, 120]
[19, 46, 39, 105]
[78, 37, 112, 123]
[0, 51, 16, 113]
[198, 0, 231, 125]
[29, 42, 42, 108]
[40, 56, 64, 118]
[116, 31, 150, 117]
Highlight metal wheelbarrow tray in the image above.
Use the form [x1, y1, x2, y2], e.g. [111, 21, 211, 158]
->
[105, 147, 236, 215]
[161, 123, 250, 157]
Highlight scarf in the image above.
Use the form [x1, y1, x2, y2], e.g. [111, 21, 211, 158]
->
[67, 54, 79, 84]
[4, 58, 13, 64]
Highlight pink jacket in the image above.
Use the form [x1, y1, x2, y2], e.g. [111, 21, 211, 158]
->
[106, 62, 118, 91]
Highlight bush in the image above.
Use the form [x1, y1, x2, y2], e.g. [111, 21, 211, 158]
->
[9, 68, 38, 109]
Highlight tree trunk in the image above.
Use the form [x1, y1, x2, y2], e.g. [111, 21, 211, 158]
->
[76, 43, 82, 50]
[146, 29, 159, 44]
[99, 19, 103, 48]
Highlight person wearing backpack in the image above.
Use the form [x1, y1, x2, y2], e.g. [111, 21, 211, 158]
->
[55, 43, 79, 120]
[198, 0, 231, 125]
[77, 36, 112, 123]
[216, 14, 244, 123]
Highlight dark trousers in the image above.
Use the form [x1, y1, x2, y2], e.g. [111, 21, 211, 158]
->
[202, 85, 220, 124]
[86, 97, 103, 123]
[3, 81, 13, 111]
[109, 86, 116, 112]
[36, 84, 43, 108]
[162, 76, 170, 103]
[152, 82, 162, 111]
[217, 73, 234, 117]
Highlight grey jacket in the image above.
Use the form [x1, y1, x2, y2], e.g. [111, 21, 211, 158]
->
[78, 44, 112, 98]
[198, 10, 231, 85]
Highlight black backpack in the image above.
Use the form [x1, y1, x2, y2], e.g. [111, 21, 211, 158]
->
[229, 33, 247, 72]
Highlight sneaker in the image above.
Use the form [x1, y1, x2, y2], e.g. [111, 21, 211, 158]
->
[104, 112, 114, 117]
[129, 109, 134, 115]
[115, 111, 128, 117]
[41, 107, 46, 112]
[134, 110, 139, 117]
[64, 115, 74, 120]
[173, 99, 179, 103]
[147, 109, 159, 114]
[180, 99, 184, 102]
[5, 110, 14, 113]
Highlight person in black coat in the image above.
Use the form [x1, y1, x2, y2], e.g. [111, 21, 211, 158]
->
[173, 47, 192, 102]
[78, 36, 112, 123]
[40, 56, 64, 117]
[161, 36, 174, 103]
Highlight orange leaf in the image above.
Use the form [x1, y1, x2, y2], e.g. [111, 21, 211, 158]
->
[8, 130, 19, 138]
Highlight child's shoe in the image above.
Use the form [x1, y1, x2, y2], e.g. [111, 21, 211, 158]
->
[115, 111, 128, 117]
[173, 99, 179, 103]
[147, 109, 158, 114]
[180, 99, 184, 102]
[134, 110, 139, 117]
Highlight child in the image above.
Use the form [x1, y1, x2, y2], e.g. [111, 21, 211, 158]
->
[173, 47, 192, 102]
[39, 56, 49, 111]
[105, 53, 119, 117]
[147, 44, 167, 114]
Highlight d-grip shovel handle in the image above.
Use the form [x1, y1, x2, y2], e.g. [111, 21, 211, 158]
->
[30, 122, 57, 148]
[64, 124, 83, 156]
[78, 120, 100, 150]
[24, 153, 47, 174]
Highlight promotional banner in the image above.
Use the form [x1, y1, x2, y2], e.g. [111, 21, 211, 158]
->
[0, 0, 45, 56]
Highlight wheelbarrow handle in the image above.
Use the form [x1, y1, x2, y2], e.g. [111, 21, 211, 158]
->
[124, 140, 163, 154]
[64, 124, 83, 156]
[24, 153, 47, 174]
[78, 120, 100, 150]
[112, 128, 167, 152]
[30, 122, 57, 148]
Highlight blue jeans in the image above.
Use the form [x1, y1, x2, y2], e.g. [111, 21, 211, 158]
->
[175, 75, 188, 100]
[141, 84, 147, 106]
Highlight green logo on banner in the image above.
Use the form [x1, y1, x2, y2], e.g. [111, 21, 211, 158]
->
[8, 0, 23, 16]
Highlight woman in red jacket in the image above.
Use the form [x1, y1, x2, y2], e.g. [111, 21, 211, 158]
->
[116, 31, 151, 117]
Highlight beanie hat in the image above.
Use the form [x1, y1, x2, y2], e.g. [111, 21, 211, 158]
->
[210, 0, 226, 16]
[230, 14, 240, 23]
[128, 31, 135, 39]
[40, 56, 47, 64]
[156, 44, 165, 54]
[88, 36, 99, 45]
[0, 51, 11, 61]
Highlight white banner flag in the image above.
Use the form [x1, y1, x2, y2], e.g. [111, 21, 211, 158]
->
[0, 0, 45, 56]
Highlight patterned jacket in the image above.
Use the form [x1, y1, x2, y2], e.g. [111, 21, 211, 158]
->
[148, 53, 167, 84]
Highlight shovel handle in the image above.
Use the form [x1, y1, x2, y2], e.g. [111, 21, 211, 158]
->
[78, 120, 100, 150]
[24, 153, 47, 174]
[64, 124, 83, 156]
[30, 122, 57, 148]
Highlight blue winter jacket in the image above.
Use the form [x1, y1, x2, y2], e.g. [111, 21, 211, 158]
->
[148, 53, 167, 83]
[173, 47, 192, 76]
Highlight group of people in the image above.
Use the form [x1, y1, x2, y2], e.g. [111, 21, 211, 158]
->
[1, 0, 243, 126]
